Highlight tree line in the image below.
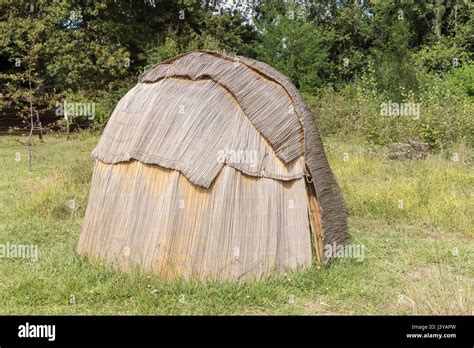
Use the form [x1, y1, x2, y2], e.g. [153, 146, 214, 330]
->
[0, 0, 472, 147]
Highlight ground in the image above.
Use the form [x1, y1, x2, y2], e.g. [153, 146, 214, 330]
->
[0, 132, 472, 315]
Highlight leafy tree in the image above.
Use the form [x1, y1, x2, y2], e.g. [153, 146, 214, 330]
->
[253, 1, 331, 92]
[0, 0, 256, 127]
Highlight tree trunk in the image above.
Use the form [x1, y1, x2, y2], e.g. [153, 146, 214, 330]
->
[36, 111, 43, 140]
[433, 0, 445, 40]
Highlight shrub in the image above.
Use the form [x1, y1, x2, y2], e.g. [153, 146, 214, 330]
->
[307, 62, 473, 150]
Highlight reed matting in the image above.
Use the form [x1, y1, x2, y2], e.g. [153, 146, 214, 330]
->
[78, 161, 312, 281]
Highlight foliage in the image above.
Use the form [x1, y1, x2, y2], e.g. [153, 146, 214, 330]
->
[0, 0, 257, 130]
[253, 2, 331, 92]
[445, 60, 474, 100]
[307, 65, 474, 150]
[0, 0, 472, 146]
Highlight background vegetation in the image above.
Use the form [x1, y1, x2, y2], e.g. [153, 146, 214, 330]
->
[1, 0, 472, 148]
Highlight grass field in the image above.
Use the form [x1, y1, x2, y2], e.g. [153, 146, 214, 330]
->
[0, 132, 472, 315]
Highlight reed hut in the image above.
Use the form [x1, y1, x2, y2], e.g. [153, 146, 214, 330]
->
[78, 51, 348, 281]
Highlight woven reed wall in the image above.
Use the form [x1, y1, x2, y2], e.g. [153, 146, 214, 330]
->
[78, 161, 312, 281]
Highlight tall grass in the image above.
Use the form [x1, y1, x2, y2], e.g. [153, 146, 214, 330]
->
[325, 139, 472, 234]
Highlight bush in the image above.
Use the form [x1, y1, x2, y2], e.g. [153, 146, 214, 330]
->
[413, 40, 470, 74]
[445, 61, 474, 100]
[307, 62, 473, 150]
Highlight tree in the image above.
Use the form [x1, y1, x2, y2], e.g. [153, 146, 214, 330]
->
[253, 1, 331, 92]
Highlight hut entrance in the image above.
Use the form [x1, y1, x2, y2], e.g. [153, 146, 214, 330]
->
[305, 177, 325, 266]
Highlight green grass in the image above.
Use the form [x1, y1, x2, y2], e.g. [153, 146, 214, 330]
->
[0, 132, 472, 315]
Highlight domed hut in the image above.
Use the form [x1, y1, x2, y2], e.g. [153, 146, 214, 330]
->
[78, 51, 348, 281]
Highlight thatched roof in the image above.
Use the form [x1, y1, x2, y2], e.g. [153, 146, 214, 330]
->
[92, 50, 348, 253]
